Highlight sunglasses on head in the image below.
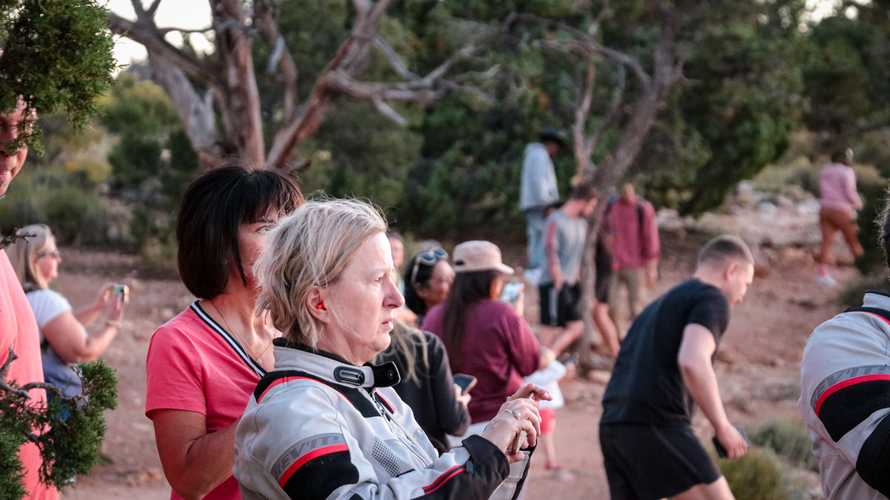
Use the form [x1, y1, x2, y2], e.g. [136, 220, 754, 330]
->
[410, 248, 447, 285]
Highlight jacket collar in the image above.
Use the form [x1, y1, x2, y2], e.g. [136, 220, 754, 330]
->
[271, 338, 401, 389]
[864, 290, 890, 311]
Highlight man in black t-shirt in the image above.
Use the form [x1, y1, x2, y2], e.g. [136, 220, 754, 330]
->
[600, 235, 755, 500]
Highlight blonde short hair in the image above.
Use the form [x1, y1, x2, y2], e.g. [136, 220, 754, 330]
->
[6, 224, 54, 291]
[255, 198, 387, 348]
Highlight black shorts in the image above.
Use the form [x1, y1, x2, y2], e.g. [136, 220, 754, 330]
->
[599, 423, 721, 499]
[539, 283, 582, 327]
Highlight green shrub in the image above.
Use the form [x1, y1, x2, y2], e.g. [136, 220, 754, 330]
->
[41, 186, 109, 246]
[749, 420, 817, 472]
[719, 448, 790, 500]
[838, 274, 890, 307]
[138, 236, 179, 278]
[0, 169, 115, 247]
[853, 165, 887, 274]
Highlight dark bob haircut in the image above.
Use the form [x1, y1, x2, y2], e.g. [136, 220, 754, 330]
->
[177, 163, 303, 299]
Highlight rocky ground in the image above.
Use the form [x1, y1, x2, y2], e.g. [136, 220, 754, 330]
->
[59, 205, 858, 499]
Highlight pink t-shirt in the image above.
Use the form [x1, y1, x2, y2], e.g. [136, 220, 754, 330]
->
[145, 301, 266, 500]
[0, 252, 58, 500]
[820, 162, 862, 216]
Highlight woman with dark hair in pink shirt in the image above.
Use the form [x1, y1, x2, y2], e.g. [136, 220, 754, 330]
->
[817, 148, 863, 286]
[145, 164, 302, 500]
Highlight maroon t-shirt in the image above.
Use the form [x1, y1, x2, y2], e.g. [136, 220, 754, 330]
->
[423, 299, 541, 423]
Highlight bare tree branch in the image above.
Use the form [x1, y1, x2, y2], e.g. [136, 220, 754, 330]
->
[573, 56, 596, 172]
[325, 71, 442, 102]
[156, 26, 214, 36]
[266, 0, 397, 169]
[211, 0, 265, 166]
[516, 13, 652, 88]
[373, 36, 418, 80]
[371, 97, 408, 126]
[129, 0, 145, 16]
[149, 50, 222, 163]
[588, 64, 626, 152]
[146, 0, 163, 17]
[255, 0, 299, 121]
[108, 13, 217, 86]
[0, 349, 28, 398]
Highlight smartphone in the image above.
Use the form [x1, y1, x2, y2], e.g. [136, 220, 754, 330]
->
[113, 284, 129, 302]
[500, 281, 524, 304]
[453, 374, 478, 394]
[713, 426, 748, 458]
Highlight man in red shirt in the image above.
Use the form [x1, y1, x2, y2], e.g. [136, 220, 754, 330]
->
[0, 101, 59, 499]
[605, 183, 660, 326]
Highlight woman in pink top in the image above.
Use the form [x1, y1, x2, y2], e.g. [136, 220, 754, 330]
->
[817, 148, 864, 285]
[145, 164, 302, 499]
[0, 102, 57, 500]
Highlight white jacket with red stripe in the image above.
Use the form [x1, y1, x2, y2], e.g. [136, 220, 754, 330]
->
[233, 342, 510, 500]
[800, 291, 890, 500]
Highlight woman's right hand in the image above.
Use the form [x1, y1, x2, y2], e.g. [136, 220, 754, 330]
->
[96, 283, 116, 309]
[479, 397, 542, 463]
[453, 384, 471, 407]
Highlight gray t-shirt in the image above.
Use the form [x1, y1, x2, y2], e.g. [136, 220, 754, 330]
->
[539, 209, 588, 285]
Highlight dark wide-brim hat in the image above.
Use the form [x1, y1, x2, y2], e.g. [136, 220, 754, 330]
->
[539, 128, 568, 147]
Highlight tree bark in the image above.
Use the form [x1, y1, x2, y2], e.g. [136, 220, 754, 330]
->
[211, 0, 265, 167]
[575, 12, 680, 372]
[148, 51, 222, 166]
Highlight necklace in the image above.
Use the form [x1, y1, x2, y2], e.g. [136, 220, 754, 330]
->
[208, 300, 273, 363]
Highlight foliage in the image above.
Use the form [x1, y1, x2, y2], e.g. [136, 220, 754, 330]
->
[801, 1, 890, 141]
[0, 352, 118, 497]
[749, 419, 817, 472]
[99, 73, 199, 253]
[839, 274, 890, 308]
[719, 447, 790, 500]
[0, 0, 115, 152]
[638, 2, 806, 214]
[852, 165, 887, 274]
[297, 100, 422, 216]
[0, 430, 24, 500]
[0, 166, 113, 246]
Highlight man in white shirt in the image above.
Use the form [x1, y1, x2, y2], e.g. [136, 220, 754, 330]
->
[519, 128, 566, 279]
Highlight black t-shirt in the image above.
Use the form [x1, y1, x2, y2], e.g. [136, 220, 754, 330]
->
[601, 278, 730, 426]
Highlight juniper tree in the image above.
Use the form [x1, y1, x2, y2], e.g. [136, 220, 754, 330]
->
[0, 1, 116, 497]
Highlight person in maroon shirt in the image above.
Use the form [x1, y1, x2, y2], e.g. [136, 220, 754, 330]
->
[423, 240, 553, 424]
[604, 183, 661, 334]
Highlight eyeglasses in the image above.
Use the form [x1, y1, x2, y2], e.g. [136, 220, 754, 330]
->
[37, 250, 61, 260]
[410, 248, 447, 286]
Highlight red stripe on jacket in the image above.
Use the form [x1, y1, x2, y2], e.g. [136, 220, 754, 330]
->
[815, 374, 890, 415]
[278, 443, 349, 487]
[422, 465, 466, 495]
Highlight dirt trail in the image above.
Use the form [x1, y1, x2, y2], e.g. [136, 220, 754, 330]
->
[59, 232, 852, 500]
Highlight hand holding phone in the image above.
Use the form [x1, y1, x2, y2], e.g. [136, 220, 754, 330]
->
[453, 373, 477, 395]
[713, 424, 748, 459]
[112, 283, 130, 303]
